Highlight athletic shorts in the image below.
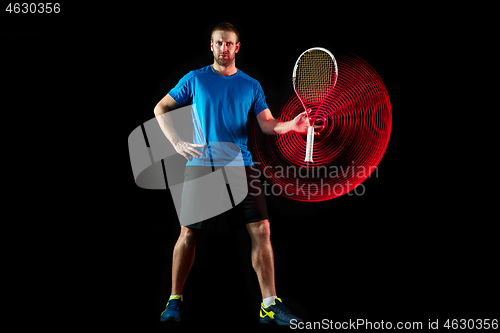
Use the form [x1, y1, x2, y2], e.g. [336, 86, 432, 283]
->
[180, 165, 268, 230]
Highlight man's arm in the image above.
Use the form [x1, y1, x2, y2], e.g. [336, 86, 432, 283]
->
[154, 94, 204, 161]
[256, 108, 309, 135]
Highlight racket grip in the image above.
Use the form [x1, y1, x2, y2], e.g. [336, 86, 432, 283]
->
[304, 125, 314, 162]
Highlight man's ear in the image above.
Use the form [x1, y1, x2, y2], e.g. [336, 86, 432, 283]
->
[235, 41, 241, 54]
[210, 39, 214, 52]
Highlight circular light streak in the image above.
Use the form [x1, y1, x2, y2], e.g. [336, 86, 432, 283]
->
[252, 52, 392, 201]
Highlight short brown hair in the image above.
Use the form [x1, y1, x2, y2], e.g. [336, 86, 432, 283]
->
[211, 22, 240, 42]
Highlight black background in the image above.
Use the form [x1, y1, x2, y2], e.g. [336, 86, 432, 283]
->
[3, 3, 497, 331]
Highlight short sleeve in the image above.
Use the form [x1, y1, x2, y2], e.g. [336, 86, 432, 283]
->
[252, 82, 269, 116]
[168, 71, 194, 106]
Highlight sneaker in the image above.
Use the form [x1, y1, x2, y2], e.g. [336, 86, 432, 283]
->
[160, 296, 182, 322]
[259, 297, 303, 326]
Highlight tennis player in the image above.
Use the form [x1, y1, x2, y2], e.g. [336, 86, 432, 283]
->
[155, 22, 307, 326]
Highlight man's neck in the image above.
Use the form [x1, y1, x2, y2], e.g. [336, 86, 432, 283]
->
[212, 62, 237, 76]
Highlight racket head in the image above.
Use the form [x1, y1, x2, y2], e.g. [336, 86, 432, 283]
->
[292, 47, 338, 105]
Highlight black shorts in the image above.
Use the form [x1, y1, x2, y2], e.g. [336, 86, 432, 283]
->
[180, 165, 268, 230]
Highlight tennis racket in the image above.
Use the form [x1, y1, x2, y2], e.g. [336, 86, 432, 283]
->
[292, 47, 338, 162]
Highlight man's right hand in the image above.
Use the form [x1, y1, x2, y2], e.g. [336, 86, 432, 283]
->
[174, 141, 205, 161]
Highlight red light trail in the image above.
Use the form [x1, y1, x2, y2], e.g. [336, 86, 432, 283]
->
[252, 52, 392, 201]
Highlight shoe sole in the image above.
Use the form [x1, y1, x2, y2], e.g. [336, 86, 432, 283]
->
[260, 317, 290, 326]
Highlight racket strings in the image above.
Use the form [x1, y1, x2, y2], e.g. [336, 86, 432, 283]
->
[295, 50, 336, 103]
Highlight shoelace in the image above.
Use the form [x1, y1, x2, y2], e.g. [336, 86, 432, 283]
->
[271, 301, 291, 314]
[166, 299, 180, 310]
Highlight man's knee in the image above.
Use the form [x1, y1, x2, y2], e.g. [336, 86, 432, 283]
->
[248, 219, 271, 242]
[179, 227, 201, 246]
[258, 220, 271, 238]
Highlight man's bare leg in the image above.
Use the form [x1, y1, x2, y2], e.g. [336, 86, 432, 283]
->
[246, 219, 276, 299]
[171, 226, 201, 295]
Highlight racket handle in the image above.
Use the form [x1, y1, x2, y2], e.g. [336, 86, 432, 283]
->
[304, 125, 314, 162]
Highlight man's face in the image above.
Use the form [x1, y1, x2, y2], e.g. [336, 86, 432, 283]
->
[211, 30, 240, 66]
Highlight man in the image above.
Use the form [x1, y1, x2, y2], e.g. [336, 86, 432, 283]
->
[155, 22, 308, 326]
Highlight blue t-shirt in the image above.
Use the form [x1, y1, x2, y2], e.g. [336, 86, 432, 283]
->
[168, 65, 268, 166]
